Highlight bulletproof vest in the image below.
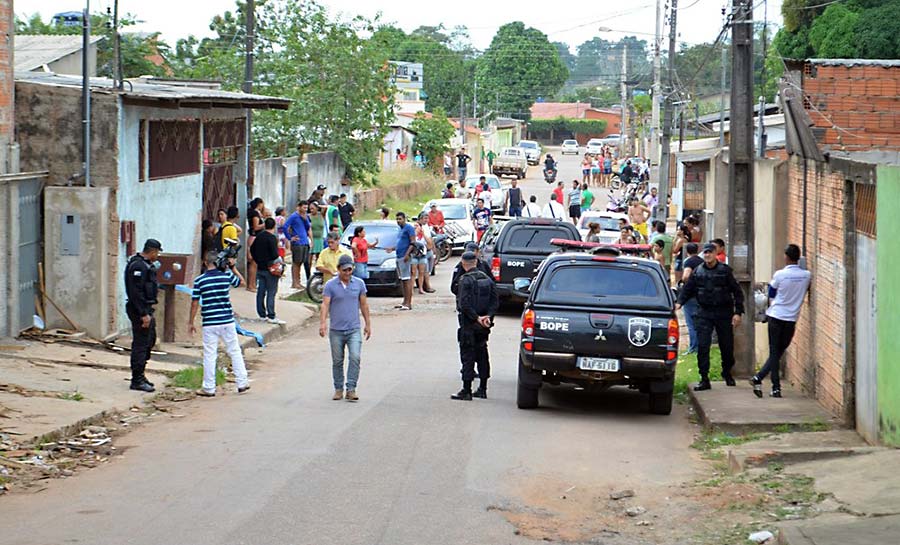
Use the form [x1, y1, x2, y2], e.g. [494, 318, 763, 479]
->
[693, 263, 734, 311]
[126, 254, 159, 304]
[461, 270, 494, 316]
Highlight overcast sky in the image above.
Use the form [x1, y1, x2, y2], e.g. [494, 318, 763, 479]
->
[17, 0, 784, 51]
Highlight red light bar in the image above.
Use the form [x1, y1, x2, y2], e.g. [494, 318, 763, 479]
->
[549, 238, 651, 252]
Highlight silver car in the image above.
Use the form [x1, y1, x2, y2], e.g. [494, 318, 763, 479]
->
[517, 140, 542, 165]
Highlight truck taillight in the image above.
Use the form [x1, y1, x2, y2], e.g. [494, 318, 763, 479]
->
[667, 318, 679, 361]
[491, 257, 501, 280]
[522, 309, 535, 337]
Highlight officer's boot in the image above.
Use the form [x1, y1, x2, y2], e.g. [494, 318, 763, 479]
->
[451, 380, 473, 401]
[473, 379, 488, 399]
[693, 376, 712, 391]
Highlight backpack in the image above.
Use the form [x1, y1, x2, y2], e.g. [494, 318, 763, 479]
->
[461, 270, 495, 316]
[410, 240, 426, 259]
[214, 222, 232, 252]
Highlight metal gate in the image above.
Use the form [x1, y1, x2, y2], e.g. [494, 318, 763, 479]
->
[17, 178, 42, 332]
[855, 183, 878, 443]
[202, 120, 245, 222]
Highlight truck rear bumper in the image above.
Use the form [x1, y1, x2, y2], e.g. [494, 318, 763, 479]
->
[521, 350, 675, 379]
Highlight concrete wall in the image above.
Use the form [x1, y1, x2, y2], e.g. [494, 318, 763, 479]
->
[0, 0, 13, 148]
[353, 179, 439, 214]
[46, 43, 99, 76]
[284, 157, 298, 210]
[300, 151, 347, 200]
[43, 187, 110, 339]
[253, 157, 286, 211]
[876, 164, 900, 446]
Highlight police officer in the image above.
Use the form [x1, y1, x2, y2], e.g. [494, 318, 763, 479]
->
[450, 242, 493, 295]
[125, 239, 162, 392]
[451, 251, 499, 401]
[675, 242, 744, 391]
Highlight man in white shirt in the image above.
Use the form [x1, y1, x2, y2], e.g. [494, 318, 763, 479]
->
[522, 195, 542, 218]
[750, 244, 811, 398]
[455, 180, 470, 199]
[541, 193, 565, 220]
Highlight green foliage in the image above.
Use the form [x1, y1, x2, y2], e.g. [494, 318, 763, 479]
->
[776, 0, 900, 60]
[674, 347, 723, 403]
[527, 117, 608, 135]
[633, 94, 652, 117]
[569, 36, 651, 90]
[557, 86, 619, 108]
[855, 2, 900, 58]
[58, 391, 85, 402]
[553, 41, 577, 71]
[409, 109, 456, 172]
[172, 366, 225, 389]
[808, 5, 861, 58]
[475, 22, 568, 119]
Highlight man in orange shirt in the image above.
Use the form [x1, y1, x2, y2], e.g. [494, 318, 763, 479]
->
[712, 238, 727, 263]
[427, 203, 446, 233]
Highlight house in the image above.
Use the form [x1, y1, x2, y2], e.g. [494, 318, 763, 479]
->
[528, 101, 622, 143]
[389, 61, 425, 115]
[382, 112, 422, 170]
[15, 35, 104, 76]
[14, 72, 290, 341]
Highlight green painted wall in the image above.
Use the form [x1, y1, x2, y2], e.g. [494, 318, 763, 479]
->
[877, 165, 900, 446]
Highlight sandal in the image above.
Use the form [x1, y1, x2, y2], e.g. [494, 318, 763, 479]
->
[399, 305, 412, 311]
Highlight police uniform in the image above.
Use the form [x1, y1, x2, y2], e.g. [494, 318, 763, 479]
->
[453, 259, 499, 400]
[677, 256, 744, 387]
[124, 244, 160, 389]
[449, 258, 493, 296]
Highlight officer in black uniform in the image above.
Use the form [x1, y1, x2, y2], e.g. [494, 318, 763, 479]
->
[676, 243, 744, 391]
[451, 251, 499, 401]
[450, 242, 493, 295]
[124, 239, 162, 392]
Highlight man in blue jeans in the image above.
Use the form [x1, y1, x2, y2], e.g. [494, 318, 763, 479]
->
[320, 254, 372, 402]
[680, 243, 702, 354]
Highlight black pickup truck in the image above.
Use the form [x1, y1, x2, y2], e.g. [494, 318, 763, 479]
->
[479, 218, 581, 302]
[516, 246, 679, 414]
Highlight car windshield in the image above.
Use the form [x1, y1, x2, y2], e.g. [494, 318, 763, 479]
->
[540, 265, 661, 299]
[466, 178, 501, 189]
[564, 140, 577, 145]
[432, 203, 468, 219]
[519, 142, 538, 149]
[506, 226, 576, 254]
[587, 140, 602, 146]
[341, 224, 399, 248]
[579, 216, 622, 231]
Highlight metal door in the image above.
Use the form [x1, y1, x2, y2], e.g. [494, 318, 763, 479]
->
[17, 179, 42, 332]
[855, 234, 878, 444]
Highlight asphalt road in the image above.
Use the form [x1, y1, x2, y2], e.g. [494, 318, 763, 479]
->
[0, 149, 701, 545]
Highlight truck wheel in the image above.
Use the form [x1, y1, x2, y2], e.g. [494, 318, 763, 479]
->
[648, 386, 674, 415]
[517, 382, 539, 409]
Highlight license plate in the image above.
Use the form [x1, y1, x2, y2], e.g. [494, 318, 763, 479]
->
[577, 357, 620, 372]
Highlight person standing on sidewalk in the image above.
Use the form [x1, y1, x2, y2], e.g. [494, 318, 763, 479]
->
[320, 254, 372, 402]
[250, 218, 285, 325]
[124, 239, 162, 392]
[188, 251, 251, 397]
[451, 251, 499, 401]
[456, 148, 471, 181]
[675, 243, 745, 391]
[751, 244, 811, 398]
[567, 179, 582, 225]
[679, 243, 702, 355]
[505, 179, 523, 217]
[285, 200, 312, 289]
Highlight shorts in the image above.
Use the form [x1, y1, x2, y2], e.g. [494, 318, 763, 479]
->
[410, 255, 427, 267]
[353, 262, 369, 279]
[591, 168, 600, 175]
[674, 255, 684, 272]
[397, 258, 412, 280]
[634, 222, 649, 239]
[291, 243, 310, 262]
[569, 205, 582, 219]
[604, 167, 612, 175]
[443, 167, 452, 176]
[582, 169, 590, 176]
[508, 206, 522, 217]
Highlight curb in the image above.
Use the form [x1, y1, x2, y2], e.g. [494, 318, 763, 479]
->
[727, 446, 884, 474]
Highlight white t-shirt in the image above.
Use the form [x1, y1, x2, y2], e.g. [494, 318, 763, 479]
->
[541, 201, 565, 219]
[766, 264, 811, 322]
[478, 189, 493, 209]
[523, 202, 542, 217]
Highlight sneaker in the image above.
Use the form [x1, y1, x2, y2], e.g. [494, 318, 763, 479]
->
[771, 389, 782, 398]
[693, 380, 711, 392]
[750, 377, 763, 398]
[332, 390, 344, 401]
[267, 317, 286, 325]
[238, 385, 251, 394]
[196, 389, 216, 397]
[130, 381, 155, 393]
[451, 389, 473, 401]
[345, 390, 359, 402]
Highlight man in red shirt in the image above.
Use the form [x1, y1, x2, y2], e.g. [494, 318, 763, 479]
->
[427, 203, 446, 233]
[712, 238, 727, 263]
[552, 181, 564, 205]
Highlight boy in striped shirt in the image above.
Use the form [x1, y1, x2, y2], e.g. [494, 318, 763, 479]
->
[189, 251, 251, 396]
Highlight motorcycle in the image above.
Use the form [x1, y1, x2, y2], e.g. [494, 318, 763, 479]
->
[434, 222, 468, 262]
[306, 271, 325, 304]
[606, 191, 628, 214]
[543, 168, 557, 184]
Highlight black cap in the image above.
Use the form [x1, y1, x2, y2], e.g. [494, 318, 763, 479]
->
[337, 254, 354, 270]
[702, 243, 717, 253]
[464, 242, 479, 252]
[316, 184, 327, 190]
[144, 238, 162, 252]
[461, 251, 477, 261]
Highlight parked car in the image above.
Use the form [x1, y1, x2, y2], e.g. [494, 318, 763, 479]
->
[420, 198, 475, 250]
[578, 211, 628, 243]
[465, 175, 506, 213]
[517, 140, 542, 165]
[585, 138, 604, 155]
[515, 244, 678, 414]
[600, 133, 623, 147]
[560, 139, 579, 155]
[492, 147, 528, 179]
[339, 220, 402, 293]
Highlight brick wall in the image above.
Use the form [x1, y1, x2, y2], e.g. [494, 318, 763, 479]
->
[784, 156, 849, 418]
[0, 0, 13, 145]
[803, 62, 900, 152]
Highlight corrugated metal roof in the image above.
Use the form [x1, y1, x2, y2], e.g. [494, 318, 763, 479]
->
[15, 71, 291, 110]
[15, 35, 105, 72]
[807, 58, 900, 68]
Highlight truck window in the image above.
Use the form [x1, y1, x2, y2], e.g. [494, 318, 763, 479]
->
[539, 265, 660, 299]
[505, 227, 575, 254]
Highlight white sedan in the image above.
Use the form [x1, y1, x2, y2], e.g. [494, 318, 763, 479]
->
[578, 211, 629, 243]
[421, 198, 475, 250]
[465, 175, 506, 213]
[560, 139, 580, 155]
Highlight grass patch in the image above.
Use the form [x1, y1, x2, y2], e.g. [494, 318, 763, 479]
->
[358, 190, 442, 221]
[286, 290, 320, 306]
[364, 164, 446, 188]
[171, 366, 225, 390]
[58, 391, 84, 402]
[691, 429, 766, 456]
[772, 418, 831, 434]
[674, 346, 723, 403]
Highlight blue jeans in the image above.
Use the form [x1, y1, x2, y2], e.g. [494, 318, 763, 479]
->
[256, 269, 278, 319]
[682, 298, 699, 353]
[329, 328, 362, 391]
[352, 262, 369, 279]
[458, 167, 467, 181]
[508, 206, 522, 217]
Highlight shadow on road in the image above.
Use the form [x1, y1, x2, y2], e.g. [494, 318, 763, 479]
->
[534, 383, 657, 418]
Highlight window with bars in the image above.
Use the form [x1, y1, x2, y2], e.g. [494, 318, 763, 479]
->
[145, 120, 201, 180]
[856, 182, 876, 238]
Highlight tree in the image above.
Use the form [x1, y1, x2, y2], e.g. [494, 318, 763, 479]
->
[409, 109, 456, 172]
[475, 22, 568, 119]
[808, 5, 860, 58]
[569, 36, 651, 91]
[554, 41, 577, 71]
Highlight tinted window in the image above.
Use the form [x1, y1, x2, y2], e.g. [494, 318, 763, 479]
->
[541, 265, 660, 299]
[563, 140, 578, 145]
[431, 203, 467, 219]
[519, 141, 538, 149]
[505, 226, 576, 254]
[587, 140, 601, 146]
[579, 216, 621, 231]
[341, 224, 399, 248]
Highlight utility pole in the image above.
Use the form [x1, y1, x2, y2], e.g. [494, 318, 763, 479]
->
[620, 43, 627, 152]
[757, 95, 766, 158]
[82, 1, 91, 187]
[650, 0, 664, 166]
[728, 0, 755, 377]
[694, 103, 700, 139]
[656, 0, 677, 222]
[460, 93, 466, 144]
[243, 0, 255, 187]
[111, 0, 122, 89]
[473, 80, 478, 124]
[719, 6, 728, 147]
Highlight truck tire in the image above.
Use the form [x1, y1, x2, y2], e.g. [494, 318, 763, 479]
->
[648, 378, 674, 415]
[517, 382, 539, 409]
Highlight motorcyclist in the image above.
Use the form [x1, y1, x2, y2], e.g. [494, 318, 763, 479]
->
[543, 154, 557, 182]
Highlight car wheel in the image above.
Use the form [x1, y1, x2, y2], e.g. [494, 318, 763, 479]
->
[648, 377, 674, 415]
[517, 381, 539, 409]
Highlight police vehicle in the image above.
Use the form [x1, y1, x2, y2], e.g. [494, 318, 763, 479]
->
[514, 240, 679, 414]
[478, 218, 581, 303]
